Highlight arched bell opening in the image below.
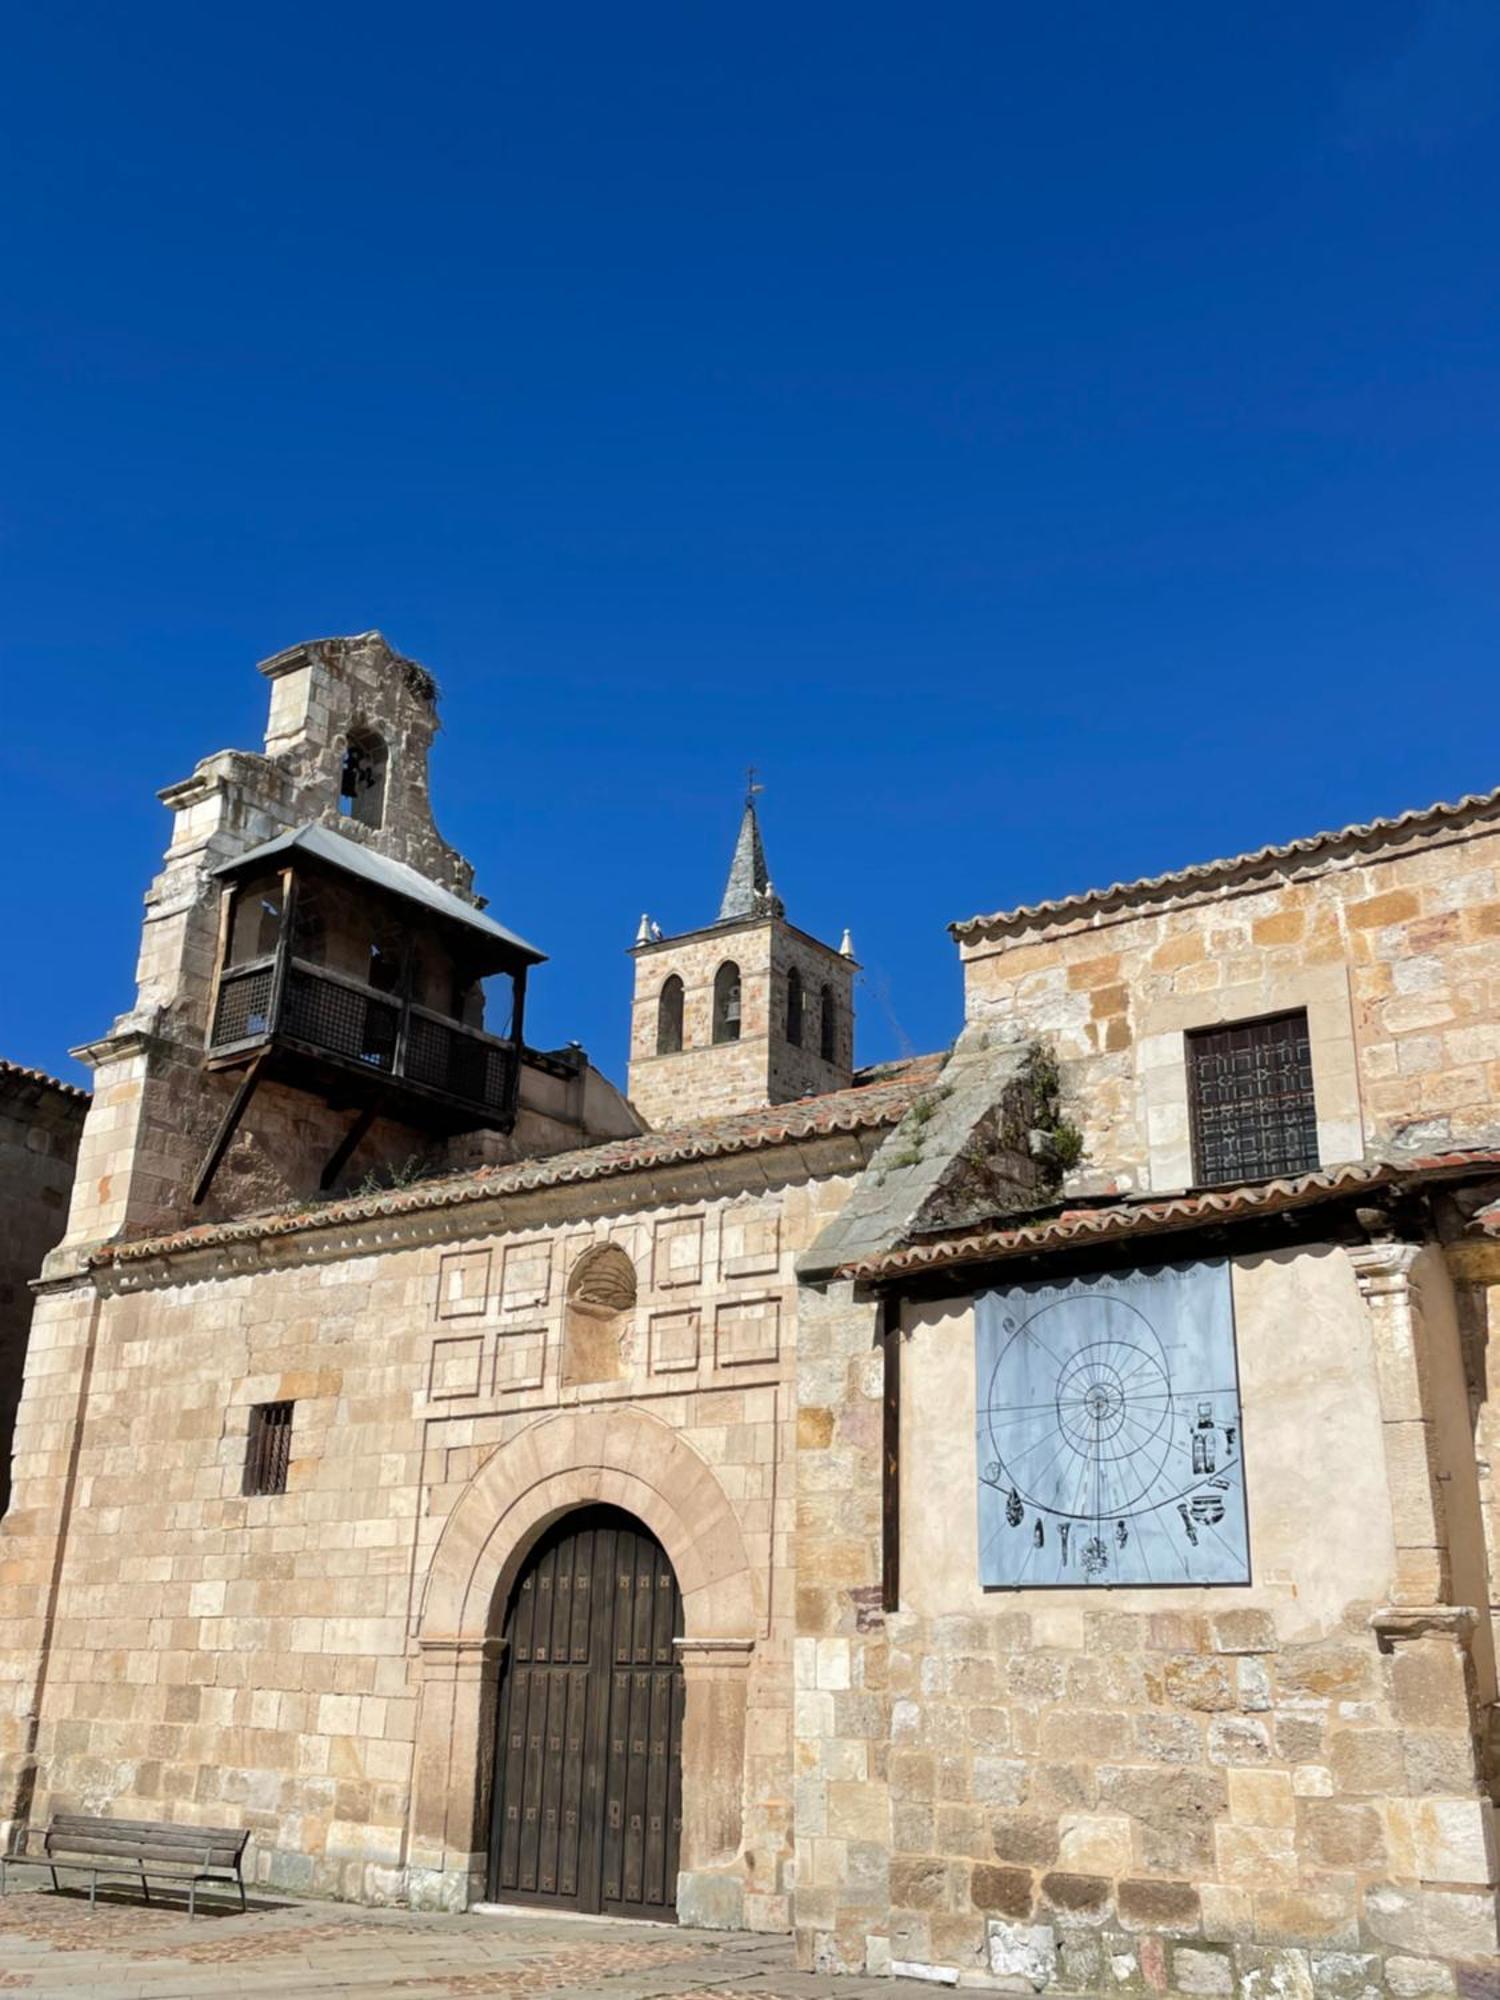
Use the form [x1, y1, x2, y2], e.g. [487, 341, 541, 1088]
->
[486, 1505, 684, 1918]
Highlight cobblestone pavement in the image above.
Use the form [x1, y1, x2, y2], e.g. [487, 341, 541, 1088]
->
[0, 1890, 905, 2000]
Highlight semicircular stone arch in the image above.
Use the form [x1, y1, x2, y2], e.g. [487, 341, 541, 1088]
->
[409, 1406, 762, 1917]
[420, 1405, 760, 1644]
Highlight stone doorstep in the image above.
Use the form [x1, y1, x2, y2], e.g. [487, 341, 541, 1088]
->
[468, 1901, 679, 1930]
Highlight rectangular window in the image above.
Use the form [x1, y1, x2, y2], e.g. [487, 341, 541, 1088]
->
[1186, 1010, 1319, 1186]
[243, 1401, 294, 1497]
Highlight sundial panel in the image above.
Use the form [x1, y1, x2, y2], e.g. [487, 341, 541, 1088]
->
[975, 1259, 1249, 1589]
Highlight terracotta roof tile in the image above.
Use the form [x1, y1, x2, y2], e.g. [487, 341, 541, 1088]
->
[0, 1058, 90, 1105]
[838, 1150, 1500, 1282]
[92, 1054, 947, 1268]
[950, 784, 1500, 942]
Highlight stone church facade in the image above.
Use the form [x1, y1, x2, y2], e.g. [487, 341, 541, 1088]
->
[1, 633, 1497, 1994]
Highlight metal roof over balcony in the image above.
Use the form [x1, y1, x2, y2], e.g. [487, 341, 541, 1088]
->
[213, 821, 546, 967]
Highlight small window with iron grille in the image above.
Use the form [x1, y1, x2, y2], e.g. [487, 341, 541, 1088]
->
[244, 1401, 294, 1497]
[1186, 1010, 1319, 1187]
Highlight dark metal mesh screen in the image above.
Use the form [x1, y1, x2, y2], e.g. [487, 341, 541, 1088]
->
[244, 1401, 293, 1496]
[212, 966, 274, 1046]
[407, 1013, 510, 1110]
[1187, 1011, 1319, 1185]
[283, 968, 397, 1070]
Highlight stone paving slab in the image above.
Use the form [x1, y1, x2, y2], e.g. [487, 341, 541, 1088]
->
[0, 1893, 907, 2000]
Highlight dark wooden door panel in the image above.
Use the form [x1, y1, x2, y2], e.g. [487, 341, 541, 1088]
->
[487, 1506, 683, 1918]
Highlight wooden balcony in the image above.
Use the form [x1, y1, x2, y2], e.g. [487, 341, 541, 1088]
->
[207, 955, 519, 1130]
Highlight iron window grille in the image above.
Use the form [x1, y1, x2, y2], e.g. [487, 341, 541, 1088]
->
[244, 1401, 294, 1497]
[1186, 1009, 1319, 1187]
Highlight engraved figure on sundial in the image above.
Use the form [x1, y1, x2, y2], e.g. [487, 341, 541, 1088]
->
[975, 1259, 1249, 1589]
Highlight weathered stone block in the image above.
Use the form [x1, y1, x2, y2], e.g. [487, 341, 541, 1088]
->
[1039, 1871, 1110, 1919]
[989, 1811, 1061, 1868]
[1275, 1643, 1373, 1703]
[1383, 1797, 1497, 1886]
[1328, 1729, 1405, 1796]
[1384, 1954, 1457, 1998]
[1100, 1765, 1224, 1872]
[1228, 1768, 1295, 1827]
[1115, 1877, 1200, 1934]
[1208, 1715, 1272, 1765]
[1238, 1948, 1317, 2000]
[1172, 1945, 1233, 1995]
[970, 1862, 1035, 1920]
[1301, 1801, 1385, 1870]
[1308, 1952, 1384, 2000]
[1162, 1656, 1237, 1711]
[1209, 1610, 1278, 1655]
[1390, 1643, 1473, 1729]
[1135, 1712, 1201, 1764]
[1216, 1821, 1299, 1887]
[1057, 1812, 1133, 1876]
[987, 1919, 1057, 1991]
[1253, 1883, 1360, 1949]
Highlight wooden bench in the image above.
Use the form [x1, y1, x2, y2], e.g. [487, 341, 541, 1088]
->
[1, 1814, 250, 1916]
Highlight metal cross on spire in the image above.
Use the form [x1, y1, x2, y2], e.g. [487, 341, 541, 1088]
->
[718, 768, 781, 923]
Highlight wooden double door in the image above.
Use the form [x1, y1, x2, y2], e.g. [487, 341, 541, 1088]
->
[487, 1507, 685, 1918]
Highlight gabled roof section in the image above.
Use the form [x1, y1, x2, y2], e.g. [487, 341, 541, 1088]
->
[213, 822, 545, 964]
[91, 1054, 946, 1268]
[837, 1150, 1500, 1282]
[950, 783, 1500, 943]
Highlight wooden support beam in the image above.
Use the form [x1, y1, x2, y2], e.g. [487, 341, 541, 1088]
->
[881, 1293, 901, 1614]
[191, 1051, 268, 1207]
[319, 1100, 380, 1191]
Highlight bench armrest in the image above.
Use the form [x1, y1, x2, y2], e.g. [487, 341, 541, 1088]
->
[3, 1828, 50, 1860]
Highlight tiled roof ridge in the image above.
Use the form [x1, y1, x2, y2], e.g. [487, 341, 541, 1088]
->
[950, 783, 1500, 941]
[0, 1058, 90, 1105]
[92, 1053, 947, 1268]
[837, 1150, 1500, 1280]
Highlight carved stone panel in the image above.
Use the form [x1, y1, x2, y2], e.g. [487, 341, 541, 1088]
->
[649, 1308, 701, 1375]
[714, 1296, 780, 1369]
[500, 1240, 552, 1314]
[654, 1215, 705, 1290]
[429, 1333, 485, 1399]
[719, 1202, 780, 1281]
[494, 1326, 548, 1396]
[436, 1248, 491, 1319]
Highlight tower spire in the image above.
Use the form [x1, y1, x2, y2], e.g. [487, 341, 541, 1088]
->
[717, 769, 783, 923]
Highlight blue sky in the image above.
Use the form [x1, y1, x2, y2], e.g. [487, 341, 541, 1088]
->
[3, 4, 1498, 1087]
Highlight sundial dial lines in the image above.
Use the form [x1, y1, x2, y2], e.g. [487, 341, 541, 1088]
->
[974, 1262, 1250, 1590]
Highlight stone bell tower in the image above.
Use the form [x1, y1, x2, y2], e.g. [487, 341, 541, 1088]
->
[60, 633, 528, 1245]
[626, 787, 857, 1130]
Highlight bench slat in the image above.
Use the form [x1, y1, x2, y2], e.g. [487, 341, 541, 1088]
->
[46, 1818, 246, 1862]
[50, 1816, 244, 1845]
[49, 1843, 237, 1868]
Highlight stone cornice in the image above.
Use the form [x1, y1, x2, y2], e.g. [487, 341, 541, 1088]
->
[1370, 1604, 1477, 1652]
[68, 1022, 173, 1070]
[87, 1128, 882, 1293]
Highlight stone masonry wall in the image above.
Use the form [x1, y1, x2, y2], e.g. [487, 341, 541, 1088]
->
[0, 1072, 86, 1518]
[0, 1159, 856, 1918]
[846, 1247, 1498, 1993]
[959, 810, 1500, 1193]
